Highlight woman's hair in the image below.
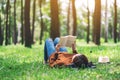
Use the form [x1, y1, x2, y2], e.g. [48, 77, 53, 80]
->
[72, 54, 88, 68]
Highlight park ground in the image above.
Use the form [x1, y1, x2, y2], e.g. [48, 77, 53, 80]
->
[0, 41, 120, 80]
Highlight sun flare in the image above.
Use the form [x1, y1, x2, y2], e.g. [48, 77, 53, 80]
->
[60, 0, 119, 12]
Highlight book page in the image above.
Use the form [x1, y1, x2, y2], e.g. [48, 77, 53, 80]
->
[59, 35, 76, 47]
[58, 36, 68, 47]
[66, 36, 76, 47]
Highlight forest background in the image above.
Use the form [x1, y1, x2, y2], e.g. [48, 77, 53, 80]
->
[0, 0, 120, 47]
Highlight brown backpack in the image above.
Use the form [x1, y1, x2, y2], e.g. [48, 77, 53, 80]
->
[49, 52, 76, 67]
[48, 51, 89, 68]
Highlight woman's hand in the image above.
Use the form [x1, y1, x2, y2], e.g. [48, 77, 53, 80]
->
[55, 44, 61, 52]
[72, 43, 76, 51]
[72, 43, 78, 54]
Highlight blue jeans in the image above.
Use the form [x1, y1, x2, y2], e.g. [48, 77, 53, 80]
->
[44, 37, 67, 62]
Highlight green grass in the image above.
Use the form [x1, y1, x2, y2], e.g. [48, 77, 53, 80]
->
[0, 42, 120, 80]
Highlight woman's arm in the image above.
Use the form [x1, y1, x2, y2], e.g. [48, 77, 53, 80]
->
[55, 44, 61, 52]
[72, 43, 78, 54]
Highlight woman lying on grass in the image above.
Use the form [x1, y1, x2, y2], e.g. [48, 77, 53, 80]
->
[44, 37, 95, 68]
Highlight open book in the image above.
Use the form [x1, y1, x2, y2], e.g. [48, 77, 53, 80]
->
[58, 35, 76, 47]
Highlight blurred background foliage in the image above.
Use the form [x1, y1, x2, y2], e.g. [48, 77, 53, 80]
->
[0, 0, 120, 47]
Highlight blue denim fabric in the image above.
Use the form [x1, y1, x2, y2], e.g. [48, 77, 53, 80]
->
[44, 38, 67, 62]
[54, 37, 67, 52]
[53, 37, 60, 46]
[44, 38, 55, 61]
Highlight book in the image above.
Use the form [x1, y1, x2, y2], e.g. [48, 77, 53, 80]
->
[58, 35, 76, 47]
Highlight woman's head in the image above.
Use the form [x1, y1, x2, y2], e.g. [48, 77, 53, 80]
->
[72, 54, 88, 68]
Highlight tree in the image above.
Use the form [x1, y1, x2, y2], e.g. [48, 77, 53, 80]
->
[13, 0, 17, 44]
[39, 0, 44, 44]
[93, 0, 101, 45]
[0, 1, 5, 45]
[21, 0, 24, 44]
[67, 0, 70, 35]
[8, 3, 12, 45]
[114, 0, 117, 43]
[24, 0, 32, 47]
[72, 0, 77, 36]
[86, 0, 90, 43]
[31, 0, 36, 44]
[104, 0, 108, 42]
[0, 11, 4, 45]
[5, 0, 10, 45]
[50, 0, 60, 40]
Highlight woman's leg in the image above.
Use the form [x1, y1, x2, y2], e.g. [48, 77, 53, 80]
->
[44, 38, 56, 62]
[54, 37, 67, 52]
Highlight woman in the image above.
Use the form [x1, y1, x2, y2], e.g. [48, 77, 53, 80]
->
[44, 37, 94, 68]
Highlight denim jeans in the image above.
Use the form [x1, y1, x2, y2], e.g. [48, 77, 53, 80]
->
[44, 37, 67, 62]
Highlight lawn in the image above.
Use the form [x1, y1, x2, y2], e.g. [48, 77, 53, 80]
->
[0, 42, 120, 80]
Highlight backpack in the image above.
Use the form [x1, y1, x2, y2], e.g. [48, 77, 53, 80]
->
[49, 52, 76, 67]
[48, 51, 89, 68]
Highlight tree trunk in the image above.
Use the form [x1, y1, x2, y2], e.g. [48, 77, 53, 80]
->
[104, 0, 108, 42]
[50, 0, 60, 40]
[31, 0, 36, 44]
[67, 0, 70, 35]
[0, 13, 3, 45]
[8, 5, 11, 45]
[93, 0, 101, 45]
[114, 0, 117, 43]
[5, 0, 10, 45]
[13, 0, 17, 44]
[39, 0, 44, 44]
[21, 0, 24, 44]
[72, 0, 77, 36]
[24, 0, 32, 47]
[87, 0, 90, 43]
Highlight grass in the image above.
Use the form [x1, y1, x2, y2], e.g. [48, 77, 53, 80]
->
[0, 42, 120, 80]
